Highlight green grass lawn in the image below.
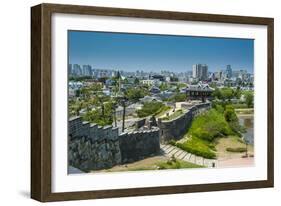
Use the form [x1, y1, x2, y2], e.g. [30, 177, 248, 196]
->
[102, 156, 203, 172]
[155, 105, 171, 117]
[157, 159, 204, 169]
[161, 109, 184, 121]
[126, 159, 203, 171]
[137, 102, 170, 118]
[235, 108, 254, 114]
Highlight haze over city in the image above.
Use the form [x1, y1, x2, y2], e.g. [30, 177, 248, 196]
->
[68, 30, 254, 73]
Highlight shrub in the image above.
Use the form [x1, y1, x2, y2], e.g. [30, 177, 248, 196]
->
[215, 104, 224, 113]
[226, 147, 247, 153]
[169, 139, 176, 146]
[125, 87, 148, 102]
[176, 137, 216, 159]
[82, 107, 113, 126]
[188, 109, 233, 141]
[231, 103, 248, 109]
[224, 105, 238, 122]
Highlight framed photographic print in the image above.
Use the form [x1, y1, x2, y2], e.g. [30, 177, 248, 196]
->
[31, 3, 274, 202]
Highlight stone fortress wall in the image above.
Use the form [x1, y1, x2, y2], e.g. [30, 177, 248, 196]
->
[68, 117, 160, 172]
[119, 128, 160, 163]
[158, 102, 211, 143]
[68, 102, 211, 172]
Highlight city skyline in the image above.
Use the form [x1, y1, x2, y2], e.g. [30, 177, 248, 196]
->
[68, 31, 254, 73]
[69, 63, 252, 75]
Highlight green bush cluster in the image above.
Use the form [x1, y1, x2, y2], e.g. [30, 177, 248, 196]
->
[125, 87, 149, 102]
[170, 100, 249, 159]
[175, 136, 217, 159]
[226, 147, 247, 153]
[168, 139, 176, 146]
[82, 101, 115, 126]
[175, 105, 243, 159]
[189, 109, 234, 142]
[231, 104, 248, 109]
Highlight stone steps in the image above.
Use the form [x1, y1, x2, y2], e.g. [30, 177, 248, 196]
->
[160, 144, 217, 168]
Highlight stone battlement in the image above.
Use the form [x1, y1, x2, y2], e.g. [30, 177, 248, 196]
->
[68, 117, 160, 171]
[158, 102, 211, 142]
[119, 128, 160, 163]
[69, 117, 119, 142]
[68, 102, 210, 171]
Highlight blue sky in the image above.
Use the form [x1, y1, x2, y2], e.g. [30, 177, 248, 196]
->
[68, 30, 254, 73]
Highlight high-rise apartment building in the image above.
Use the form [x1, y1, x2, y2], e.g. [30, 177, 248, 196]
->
[226, 65, 232, 78]
[82, 65, 92, 76]
[73, 64, 82, 76]
[192, 64, 208, 80]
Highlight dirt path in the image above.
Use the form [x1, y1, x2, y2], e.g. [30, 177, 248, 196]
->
[216, 136, 254, 168]
[217, 157, 254, 168]
[94, 156, 169, 172]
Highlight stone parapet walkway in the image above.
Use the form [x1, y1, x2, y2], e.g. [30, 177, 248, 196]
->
[160, 144, 217, 168]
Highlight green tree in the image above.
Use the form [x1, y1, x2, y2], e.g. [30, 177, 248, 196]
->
[159, 83, 169, 91]
[245, 92, 254, 108]
[189, 109, 233, 141]
[224, 105, 238, 122]
[125, 87, 148, 102]
[134, 77, 140, 85]
[234, 87, 242, 99]
[220, 88, 234, 101]
[80, 87, 91, 99]
[214, 104, 224, 113]
[69, 100, 83, 116]
[82, 100, 115, 126]
[75, 89, 81, 97]
[212, 88, 222, 99]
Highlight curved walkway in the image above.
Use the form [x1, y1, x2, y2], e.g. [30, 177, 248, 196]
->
[160, 144, 217, 168]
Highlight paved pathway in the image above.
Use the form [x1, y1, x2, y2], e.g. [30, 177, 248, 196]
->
[160, 144, 217, 168]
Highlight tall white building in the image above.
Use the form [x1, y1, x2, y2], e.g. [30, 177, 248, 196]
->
[192, 64, 208, 80]
[73, 64, 82, 76]
[82, 65, 92, 76]
[226, 64, 232, 78]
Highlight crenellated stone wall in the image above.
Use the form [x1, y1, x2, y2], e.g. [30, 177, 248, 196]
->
[68, 117, 160, 172]
[119, 128, 160, 163]
[68, 102, 210, 172]
[68, 117, 121, 171]
[158, 102, 211, 143]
